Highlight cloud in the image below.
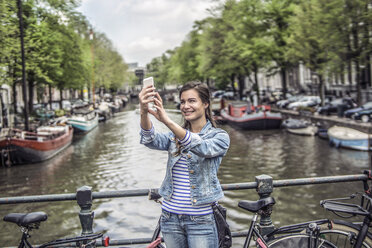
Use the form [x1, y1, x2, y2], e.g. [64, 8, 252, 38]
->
[78, 0, 216, 66]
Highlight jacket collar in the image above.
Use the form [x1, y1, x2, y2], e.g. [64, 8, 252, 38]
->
[199, 120, 212, 135]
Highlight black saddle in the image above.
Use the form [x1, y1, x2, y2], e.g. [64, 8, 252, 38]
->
[238, 197, 275, 213]
[3, 212, 47, 227]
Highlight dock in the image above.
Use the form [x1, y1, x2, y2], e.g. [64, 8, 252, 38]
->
[272, 107, 372, 133]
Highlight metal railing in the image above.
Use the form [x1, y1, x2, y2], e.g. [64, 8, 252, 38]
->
[0, 172, 369, 246]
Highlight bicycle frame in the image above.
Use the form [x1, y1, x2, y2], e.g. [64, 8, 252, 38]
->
[243, 214, 269, 248]
[18, 232, 33, 248]
[243, 214, 333, 248]
[15, 231, 106, 248]
[354, 193, 372, 248]
[320, 172, 372, 248]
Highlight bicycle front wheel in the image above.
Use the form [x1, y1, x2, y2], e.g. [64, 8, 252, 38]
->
[319, 221, 372, 248]
[267, 233, 336, 248]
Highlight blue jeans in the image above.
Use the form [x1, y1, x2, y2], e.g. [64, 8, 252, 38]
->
[160, 210, 218, 248]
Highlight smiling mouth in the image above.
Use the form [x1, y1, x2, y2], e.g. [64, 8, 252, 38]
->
[183, 111, 193, 116]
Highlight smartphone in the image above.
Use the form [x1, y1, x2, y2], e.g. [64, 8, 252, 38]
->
[143, 77, 154, 89]
[143, 77, 155, 108]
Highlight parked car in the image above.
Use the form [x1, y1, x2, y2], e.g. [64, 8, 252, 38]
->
[287, 96, 321, 110]
[212, 90, 225, 99]
[344, 101, 372, 118]
[222, 91, 235, 100]
[268, 91, 292, 104]
[276, 95, 303, 109]
[317, 98, 357, 116]
[352, 108, 372, 122]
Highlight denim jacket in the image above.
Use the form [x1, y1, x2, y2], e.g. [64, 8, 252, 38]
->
[140, 121, 230, 206]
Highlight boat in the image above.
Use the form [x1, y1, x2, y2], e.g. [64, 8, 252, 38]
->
[96, 102, 112, 122]
[328, 126, 372, 151]
[0, 125, 73, 166]
[317, 128, 329, 139]
[67, 104, 99, 133]
[220, 102, 282, 130]
[282, 118, 318, 136]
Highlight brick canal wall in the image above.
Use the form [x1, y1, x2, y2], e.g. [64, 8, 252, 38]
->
[272, 107, 372, 133]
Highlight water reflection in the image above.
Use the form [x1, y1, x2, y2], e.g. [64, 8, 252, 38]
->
[0, 107, 370, 246]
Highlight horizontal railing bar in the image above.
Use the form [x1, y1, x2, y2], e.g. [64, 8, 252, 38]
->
[101, 231, 249, 246]
[273, 174, 368, 187]
[0, 193, 76, 204]
[92, 189, 149, 199]
[0, 174, 367, 205]
[5, 231, 250, 248]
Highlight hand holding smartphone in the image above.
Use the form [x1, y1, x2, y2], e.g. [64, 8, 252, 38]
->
[143, 77, 155, 109]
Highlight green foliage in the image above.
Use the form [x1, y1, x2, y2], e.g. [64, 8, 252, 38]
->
[0, 0, 130, 101]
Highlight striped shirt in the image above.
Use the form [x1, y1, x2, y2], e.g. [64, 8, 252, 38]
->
[141, 126, 212, 215]
[162, 131, 212, 215]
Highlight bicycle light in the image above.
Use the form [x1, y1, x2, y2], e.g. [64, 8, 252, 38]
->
[102, 235, 110, 247]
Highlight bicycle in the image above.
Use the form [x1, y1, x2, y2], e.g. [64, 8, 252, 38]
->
[146, 189, 165, 248]
[319, 192, 372, 247]
[3, 211, 109, 248]
[238, 196, 336, 247]
[238, 170, 372, 248]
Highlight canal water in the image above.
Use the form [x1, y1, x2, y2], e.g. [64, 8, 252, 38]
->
[0, 104, 370, 247]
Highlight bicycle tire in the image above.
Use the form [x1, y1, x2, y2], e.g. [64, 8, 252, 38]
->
[267, 233, 336, 247]
[319, 221, 372, 248]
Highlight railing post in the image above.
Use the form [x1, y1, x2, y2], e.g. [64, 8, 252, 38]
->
[255, 174, 275, 236]
[76, 186, 94, 235]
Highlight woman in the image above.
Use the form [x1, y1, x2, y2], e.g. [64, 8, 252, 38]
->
[139, 81, 230, 248]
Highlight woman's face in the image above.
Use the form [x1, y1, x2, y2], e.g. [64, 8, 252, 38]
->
[180, 89, 208, 124]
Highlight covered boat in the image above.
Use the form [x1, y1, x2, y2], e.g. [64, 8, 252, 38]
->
[328, 126, 372, 151]
[0, 125, 73, 166]
[281, 118, 318, 136]
[220, 102, 282, 130]
[68, 104, 98, 133]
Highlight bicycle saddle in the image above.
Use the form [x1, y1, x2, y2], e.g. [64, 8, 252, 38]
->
[238, 197, 275, 213]
[3, 212, 47, 227]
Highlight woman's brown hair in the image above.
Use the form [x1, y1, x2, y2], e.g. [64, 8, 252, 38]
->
[179, 81, 217, 130]
[174, 81, 216, 156]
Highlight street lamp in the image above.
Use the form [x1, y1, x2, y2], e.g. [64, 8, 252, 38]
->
[89, 30, 95, 103]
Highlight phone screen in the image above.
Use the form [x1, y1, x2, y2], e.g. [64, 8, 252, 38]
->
[143, 77, 154, 88]
[143, 77, 155, 107]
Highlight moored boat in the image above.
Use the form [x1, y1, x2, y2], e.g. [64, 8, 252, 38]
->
[68, 104, 99, 133]
[220, 102, 282, 130]
[0, 125, 73, 166]
[328, 126, 372, 151]
[96, 102, 112, 122]
[282, 118, 318, 136]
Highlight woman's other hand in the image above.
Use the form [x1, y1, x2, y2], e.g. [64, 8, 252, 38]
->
[139, 85, 156, 114]
[148, 92, 171, 125]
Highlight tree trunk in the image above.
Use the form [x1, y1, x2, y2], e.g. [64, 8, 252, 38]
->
[12, 74, 17, 115]
[17, 0, 28, 131]
[366, 55, 371, 88]
[281, 68, 287, 100]
[318, 74, 325, 106]
[347, 34, 353, 91]
[206, 78, 210, 87]
[340, 64, 345, 85]
[28, 73, 34, 114]
[48, 84, 52, 110]
[237, 74, 245, 100]
[253, 66, 260, 104]
[352, 22, 361, 105]
[230, 74, 236, 94]
[59, 89, 63, 109]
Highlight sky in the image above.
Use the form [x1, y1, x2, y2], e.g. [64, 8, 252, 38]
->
[77, 0, 219, 67]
